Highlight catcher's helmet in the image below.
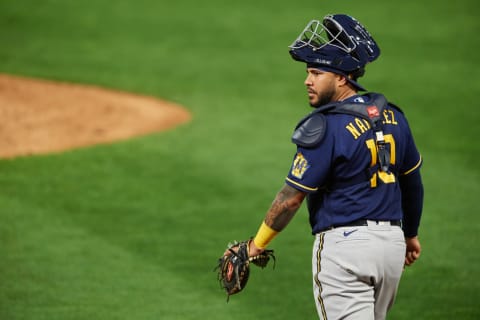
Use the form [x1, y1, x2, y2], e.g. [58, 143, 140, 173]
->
[289, 14, 380, 91]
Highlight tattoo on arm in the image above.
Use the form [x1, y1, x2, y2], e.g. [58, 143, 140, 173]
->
[264, 184, 306, 232]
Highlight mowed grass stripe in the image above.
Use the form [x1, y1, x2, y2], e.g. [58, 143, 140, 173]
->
[0, 196, 234, 319]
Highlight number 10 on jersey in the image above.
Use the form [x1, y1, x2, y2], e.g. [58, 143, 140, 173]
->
[365, 134, 396, 188]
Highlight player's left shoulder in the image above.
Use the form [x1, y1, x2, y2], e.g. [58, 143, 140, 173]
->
[362, 92, 407, 123]
[365, 92, 404, 114]
[387, 101, 404, 115]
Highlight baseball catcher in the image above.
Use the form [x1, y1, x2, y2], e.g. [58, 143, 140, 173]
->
[216, 13, 424, 320]
[216, 239, 275, 301]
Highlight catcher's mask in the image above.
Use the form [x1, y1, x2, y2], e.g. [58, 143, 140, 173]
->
[289, 14, 380, 91]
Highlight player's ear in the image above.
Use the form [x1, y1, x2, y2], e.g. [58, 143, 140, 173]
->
[335, 74, 349, 87]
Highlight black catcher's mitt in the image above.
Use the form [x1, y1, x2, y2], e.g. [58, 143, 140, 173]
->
[216, 240, 275, 301]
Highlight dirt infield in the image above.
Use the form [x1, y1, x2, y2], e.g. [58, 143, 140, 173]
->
[0, 74, 191, 159]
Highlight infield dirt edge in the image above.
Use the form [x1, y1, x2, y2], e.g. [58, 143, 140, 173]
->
[0, 73, 191, 159]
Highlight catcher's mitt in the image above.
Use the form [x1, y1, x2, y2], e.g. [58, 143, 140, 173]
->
[216, 239, 275, 301]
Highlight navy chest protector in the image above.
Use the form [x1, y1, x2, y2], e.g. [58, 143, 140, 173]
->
[292, 93, 399, 190]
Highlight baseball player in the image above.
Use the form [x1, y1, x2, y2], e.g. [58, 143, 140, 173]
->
[244, 14, 424, 319]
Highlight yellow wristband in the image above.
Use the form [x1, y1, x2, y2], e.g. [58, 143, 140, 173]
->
[253, 221, 279, 249]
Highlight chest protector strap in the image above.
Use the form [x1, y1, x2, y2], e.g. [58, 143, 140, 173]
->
[292, 93, 393, 189]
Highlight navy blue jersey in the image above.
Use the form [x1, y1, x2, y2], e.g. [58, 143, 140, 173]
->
[286, 95, 422, 234]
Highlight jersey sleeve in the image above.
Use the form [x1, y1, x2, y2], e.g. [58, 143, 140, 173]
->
[285, 133, 334, 193]
[399, 170, 424, 237]
[398, 116, 423, 176]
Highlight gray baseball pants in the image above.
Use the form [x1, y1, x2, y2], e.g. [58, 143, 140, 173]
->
[312, 221, 406, 320]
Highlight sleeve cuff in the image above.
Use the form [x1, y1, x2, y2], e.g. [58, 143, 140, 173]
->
[285, 177, 318, 193]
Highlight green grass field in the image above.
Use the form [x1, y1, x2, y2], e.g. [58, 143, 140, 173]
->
[1, 0, 479, 319]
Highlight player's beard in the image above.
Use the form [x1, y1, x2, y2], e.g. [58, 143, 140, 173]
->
[310, 87, 335, 108]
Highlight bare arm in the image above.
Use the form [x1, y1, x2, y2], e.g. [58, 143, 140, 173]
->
[265, 184, 307, 231]
[248, 184, 306, 256]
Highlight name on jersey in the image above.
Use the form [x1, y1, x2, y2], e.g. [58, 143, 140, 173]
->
[345, 109, 398, 139]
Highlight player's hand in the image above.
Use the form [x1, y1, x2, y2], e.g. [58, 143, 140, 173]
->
[223, 239, 265, 258]
[404, 236, 421, 267]
[248, 239, 265, 257]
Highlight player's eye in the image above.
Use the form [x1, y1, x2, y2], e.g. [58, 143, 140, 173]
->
[306, 69, 323, 77]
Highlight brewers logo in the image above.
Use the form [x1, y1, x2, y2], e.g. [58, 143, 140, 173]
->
[291, 152, 310, 179]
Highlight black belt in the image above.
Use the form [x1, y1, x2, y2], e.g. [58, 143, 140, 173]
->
[321, 219, 402, 232]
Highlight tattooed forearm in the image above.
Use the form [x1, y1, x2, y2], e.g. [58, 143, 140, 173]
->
[265, 184, 306, 231]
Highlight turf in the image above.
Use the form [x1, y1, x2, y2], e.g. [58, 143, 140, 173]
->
[0, 0, 479, 319]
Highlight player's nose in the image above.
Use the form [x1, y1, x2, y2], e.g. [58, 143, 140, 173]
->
[304, 76, 312, 86]
[304, 73, 314, 86]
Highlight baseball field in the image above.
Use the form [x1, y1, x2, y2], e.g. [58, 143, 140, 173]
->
[0, 0, 478, 319]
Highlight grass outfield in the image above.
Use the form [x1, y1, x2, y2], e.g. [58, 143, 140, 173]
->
[1, 0, 479, 319]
